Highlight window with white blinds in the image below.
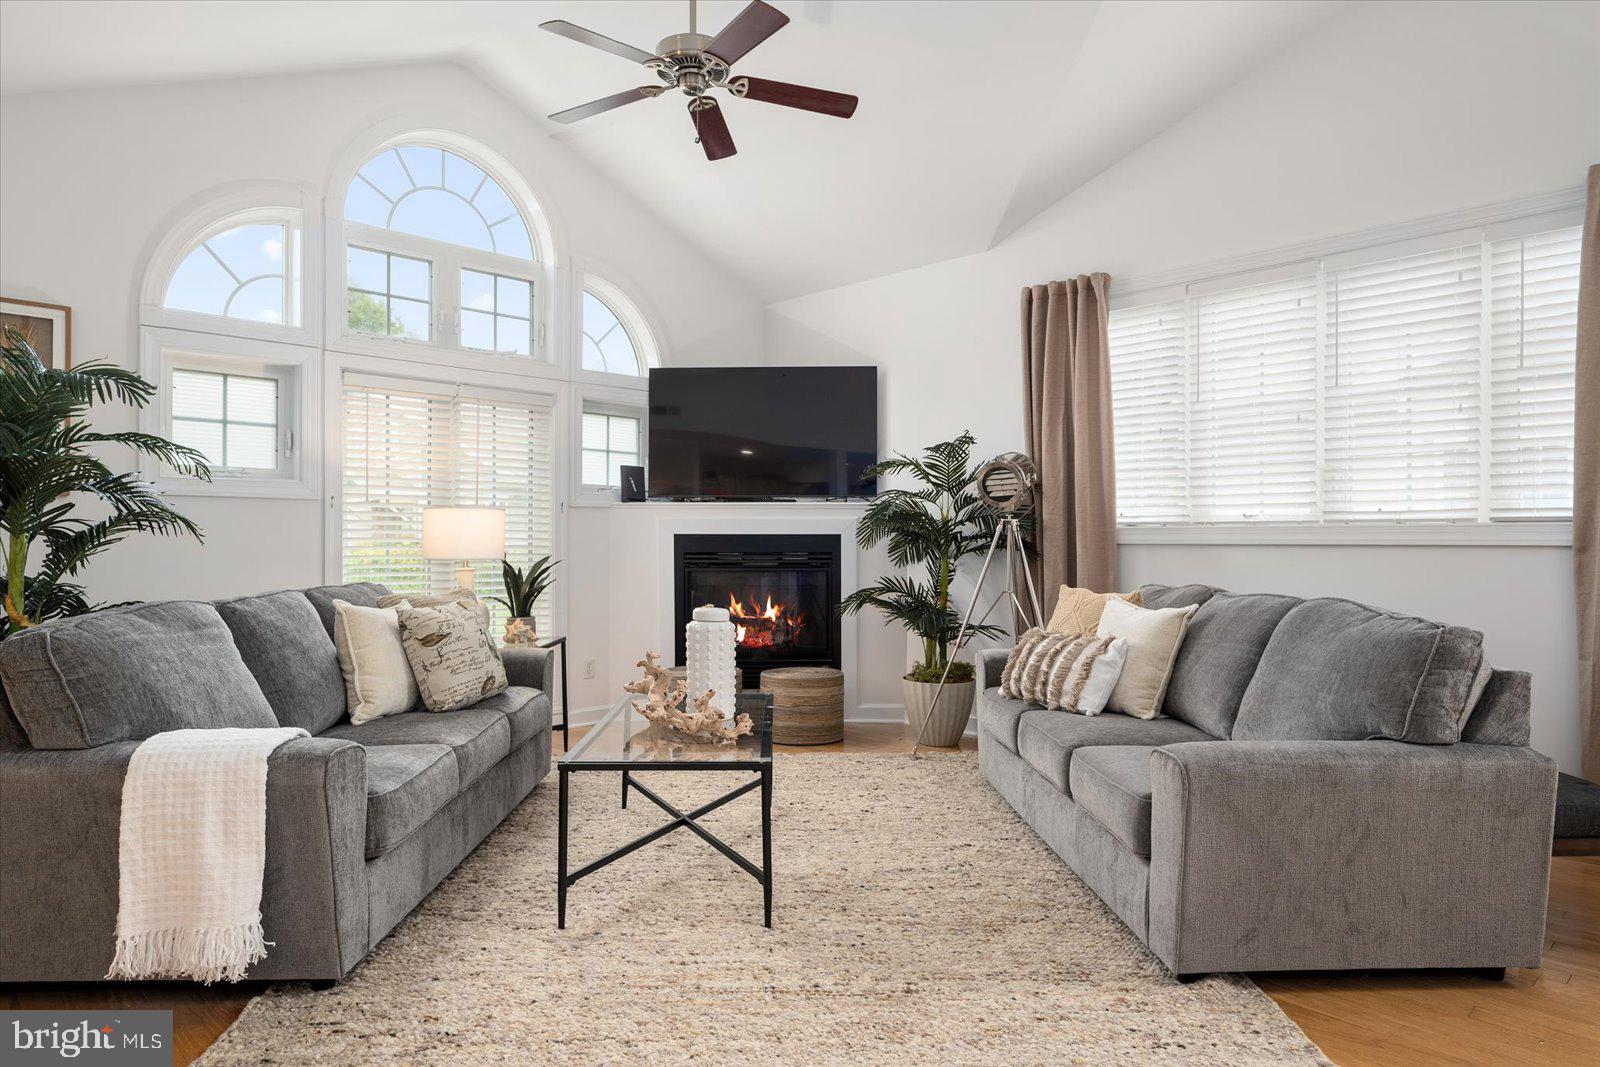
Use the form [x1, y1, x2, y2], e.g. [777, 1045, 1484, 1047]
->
[341, 375, 555, 633]
[1109, 222, 1582, 528]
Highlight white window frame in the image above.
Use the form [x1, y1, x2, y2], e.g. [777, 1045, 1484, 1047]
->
[572, 383, 647, 506]
[138, 327, 319, 499]
[572, 268, 663, 391]
[326, 144, 555, 382]
[1110, 191, 1585, 547]
[322, 351, 568, 638]
[140, 185, 321, 348]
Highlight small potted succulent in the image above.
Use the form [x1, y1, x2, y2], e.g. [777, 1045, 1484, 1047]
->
[840, 432, 1007, 746]
[491, 556, 557, 645]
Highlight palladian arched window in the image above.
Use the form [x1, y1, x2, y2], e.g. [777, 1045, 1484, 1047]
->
[340, 144, 544, 359]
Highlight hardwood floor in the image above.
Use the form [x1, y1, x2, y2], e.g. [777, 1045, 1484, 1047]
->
[6, 722, 1594, 1066]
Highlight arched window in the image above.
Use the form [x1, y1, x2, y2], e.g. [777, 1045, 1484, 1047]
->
[344, 146, 534, 260]
[339, 143, 544, 359]
[581, 289, 641, 376]
[161, 212, 300, 328]
[139, 195, 317, 500]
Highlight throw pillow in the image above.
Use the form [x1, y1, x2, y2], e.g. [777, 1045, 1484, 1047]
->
[1044, 586, 1144, 636]
[1096, 598, 1198, 720]
[398, 603, 508, 712]
[1043, 635, 1128, 716]
[333, 600, 420, 725]
[999, 628, 1050, 699]
[377, 587, 492, 630]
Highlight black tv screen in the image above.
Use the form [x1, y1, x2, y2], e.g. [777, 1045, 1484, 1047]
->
[648, 366, 877, 499]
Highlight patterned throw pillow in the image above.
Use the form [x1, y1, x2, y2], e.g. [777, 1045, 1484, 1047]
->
[397, 603, 508, 712]
[378, 588, 492, 630]
[1045, 585, 1144, 636]
[1000, 629, 1050, 698]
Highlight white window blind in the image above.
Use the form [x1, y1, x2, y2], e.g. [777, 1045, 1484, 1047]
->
[342, 376, 555, 633]
[1109, 222, 1582, 527]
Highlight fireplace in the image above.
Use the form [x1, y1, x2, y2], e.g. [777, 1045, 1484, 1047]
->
[674, 534, 842, 689]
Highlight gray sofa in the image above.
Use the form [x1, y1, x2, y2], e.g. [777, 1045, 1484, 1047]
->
[977, 583, 1558, 979]
[0, 582, 554, 983]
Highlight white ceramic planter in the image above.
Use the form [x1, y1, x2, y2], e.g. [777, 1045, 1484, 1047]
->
[902, 677, 976, 748]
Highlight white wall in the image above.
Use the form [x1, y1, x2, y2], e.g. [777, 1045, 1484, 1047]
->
[0, 60, 767, 705]
[765, 0, 1600, 769]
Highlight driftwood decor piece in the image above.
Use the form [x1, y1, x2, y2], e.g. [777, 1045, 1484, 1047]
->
[625, 652, 754, 743]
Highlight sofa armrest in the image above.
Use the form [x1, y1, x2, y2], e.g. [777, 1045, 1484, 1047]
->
[1147, 740, 1557, 975]
[0, 736, 368, 982]
[503, 644, 556, 694]
[977, 648, 1012, 691]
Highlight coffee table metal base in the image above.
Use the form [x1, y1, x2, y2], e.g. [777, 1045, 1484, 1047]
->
[557, 763, 773, 929]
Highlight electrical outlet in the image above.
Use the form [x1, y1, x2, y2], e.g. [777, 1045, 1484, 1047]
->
[583, 659, 596, 680]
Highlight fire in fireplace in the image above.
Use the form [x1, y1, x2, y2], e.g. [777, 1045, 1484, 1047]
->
[675, 534, 841, 689]
[724, 592, 807, 650]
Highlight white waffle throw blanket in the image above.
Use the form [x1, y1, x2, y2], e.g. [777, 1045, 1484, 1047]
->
[108, 727, 307, 983]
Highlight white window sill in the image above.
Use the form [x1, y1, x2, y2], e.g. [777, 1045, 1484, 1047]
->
[151, 473, 318, 500]
[1117, 522, 1572, 547]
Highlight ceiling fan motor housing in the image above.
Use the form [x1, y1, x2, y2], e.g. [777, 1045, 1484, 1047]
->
[649, 33, 730, 94]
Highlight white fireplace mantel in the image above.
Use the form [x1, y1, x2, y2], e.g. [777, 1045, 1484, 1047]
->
[600, 501, 869, 722]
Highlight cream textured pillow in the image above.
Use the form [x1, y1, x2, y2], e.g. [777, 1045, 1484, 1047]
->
[377, 587, 491, 629]
[398, 603, 508, 713]
[1045, 586, 1143, 636]
[1096, 598, 1197, 720]
[1000, 629, 1050, 699]
[333, 599, 420, 725]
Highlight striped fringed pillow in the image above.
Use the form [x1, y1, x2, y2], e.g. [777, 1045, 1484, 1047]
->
[1044, 635, 1128, 716]
[999, 629, 1047, 698]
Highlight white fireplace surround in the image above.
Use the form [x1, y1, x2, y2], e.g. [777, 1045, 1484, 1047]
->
[579, 501, 887, 729]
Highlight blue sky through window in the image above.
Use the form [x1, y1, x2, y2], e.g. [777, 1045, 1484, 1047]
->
[345, 146, 534, 260]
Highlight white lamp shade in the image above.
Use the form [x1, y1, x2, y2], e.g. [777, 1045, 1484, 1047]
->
[422, 506, 506, 561]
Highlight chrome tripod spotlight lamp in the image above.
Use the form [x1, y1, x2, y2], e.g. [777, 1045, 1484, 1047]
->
[914, 452, 1045, 754]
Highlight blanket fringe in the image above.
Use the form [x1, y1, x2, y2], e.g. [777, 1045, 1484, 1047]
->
[108, 921, 272, 984]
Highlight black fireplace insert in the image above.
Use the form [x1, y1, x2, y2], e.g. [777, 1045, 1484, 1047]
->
[674, 534, 842, 689]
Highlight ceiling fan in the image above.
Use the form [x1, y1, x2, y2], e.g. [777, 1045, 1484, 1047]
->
[541, 0, 858, 161]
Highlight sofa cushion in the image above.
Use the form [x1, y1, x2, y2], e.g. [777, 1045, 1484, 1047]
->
[1015, 710, 1214, 793]
[1163, 592, 1300, 738]
[322, 706, 510, 790]
[0, 601, 278, 749]
[1138, 583, 1222, 610]
[1070, 745, 1162, 857]
[977, 689, 1033, 753]
[303, 582, 391, 640]
[1460, 670, 1532, 747]
[469, 686, 551, 748]
[363, 744, 457, 857]
[1234, 597, 1485, 745]
[215, 591, 346, 734]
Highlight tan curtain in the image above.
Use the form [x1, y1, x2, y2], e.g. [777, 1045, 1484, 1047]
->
[1576, 163, 1600, 780]
[1020, 274, 1117, 621]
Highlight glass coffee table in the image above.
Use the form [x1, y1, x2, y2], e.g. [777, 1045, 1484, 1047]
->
[557, 690, 774, 929]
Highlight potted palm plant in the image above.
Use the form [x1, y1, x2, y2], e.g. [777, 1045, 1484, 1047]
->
[491, 555, 557, 645]
[1, 327, 210, 637]
[840, 432, 1007, 746]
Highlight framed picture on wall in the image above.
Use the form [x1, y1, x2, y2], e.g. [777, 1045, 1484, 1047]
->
[1, 298, 71, 368]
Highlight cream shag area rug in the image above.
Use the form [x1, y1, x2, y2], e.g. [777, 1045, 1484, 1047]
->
[202, 753, 1330, 1065]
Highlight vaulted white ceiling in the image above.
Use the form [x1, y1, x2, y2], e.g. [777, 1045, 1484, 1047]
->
[0, 0, 1345, 301]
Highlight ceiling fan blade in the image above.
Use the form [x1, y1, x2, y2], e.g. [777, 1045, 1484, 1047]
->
[727, 76, 857, 118]
[689, 99, 737, 161]
[549, 86, 666, 125]
[540, 20, 658, 65]
[704, 0, 790, 66]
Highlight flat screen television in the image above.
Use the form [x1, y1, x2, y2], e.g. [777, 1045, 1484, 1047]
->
[647, 366, 877, 499]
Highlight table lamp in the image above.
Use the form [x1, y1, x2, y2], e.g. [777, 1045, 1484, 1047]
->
[422, 505, 506, 592]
